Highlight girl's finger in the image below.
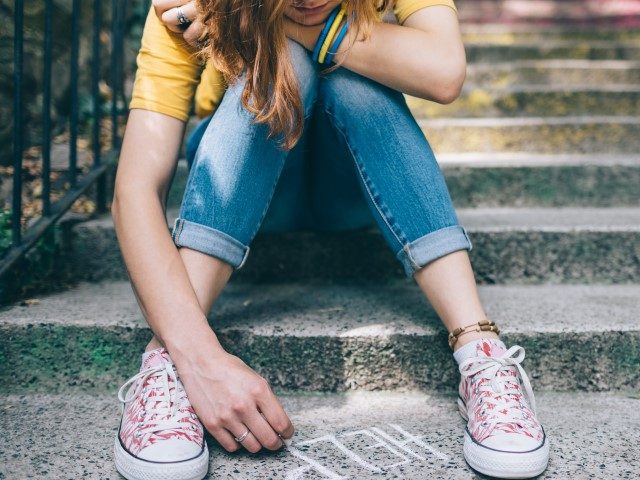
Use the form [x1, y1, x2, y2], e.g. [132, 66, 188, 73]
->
[256, 390, 295, 440]
[161, 2, 198, 33]
[228, 423, 263, 454]
[183, 19, 206, 47]
[152, 0, 184, 17]
[242, 408, 285, 451]
[207, 425, 242, 453]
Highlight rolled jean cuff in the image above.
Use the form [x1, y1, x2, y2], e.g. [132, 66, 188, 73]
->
[396, 225, 473, 278]
[171, 217, 250, 270]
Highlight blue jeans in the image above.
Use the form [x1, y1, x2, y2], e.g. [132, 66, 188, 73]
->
[172, 39, 472, 278]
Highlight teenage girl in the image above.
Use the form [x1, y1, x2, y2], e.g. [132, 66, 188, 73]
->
[111, 1, 550, 479]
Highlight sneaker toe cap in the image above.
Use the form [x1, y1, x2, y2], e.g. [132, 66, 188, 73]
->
[137, 438, 203, 462]
[482, 433, 542, 453]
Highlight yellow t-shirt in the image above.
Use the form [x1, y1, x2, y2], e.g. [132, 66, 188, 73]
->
[129, 1, 458, 121]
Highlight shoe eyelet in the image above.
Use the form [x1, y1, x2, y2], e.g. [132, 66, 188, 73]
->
[191, 424, 196, 430]
[135, 431, 142, 438]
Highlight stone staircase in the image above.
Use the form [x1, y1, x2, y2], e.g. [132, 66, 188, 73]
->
[2, 2, 640, 478]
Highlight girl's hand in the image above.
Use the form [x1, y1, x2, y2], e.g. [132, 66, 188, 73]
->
[152, 0, 205, 47]
[154, 0, 324, 50]
[175, 347, 295, 453]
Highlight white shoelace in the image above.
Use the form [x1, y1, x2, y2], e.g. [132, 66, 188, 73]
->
[459, 345, 538, 431]
[117, 361, 195, 444]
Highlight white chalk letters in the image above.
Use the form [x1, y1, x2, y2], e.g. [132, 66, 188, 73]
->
[284, 423, 450, 479]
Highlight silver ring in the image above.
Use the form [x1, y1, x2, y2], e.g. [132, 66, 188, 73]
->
[176, 7, 191, 27]
[234, 429, 250, 443]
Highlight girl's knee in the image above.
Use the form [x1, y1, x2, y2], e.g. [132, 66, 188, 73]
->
[318, 67, 403, 116]
[287, 38, 319, 116]
[225, 39, 318, 118]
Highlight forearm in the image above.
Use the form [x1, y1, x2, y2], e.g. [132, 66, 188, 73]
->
[287, 6, 466, 103]
[332, 21, 465, 101]
[112, 110, 225, 359]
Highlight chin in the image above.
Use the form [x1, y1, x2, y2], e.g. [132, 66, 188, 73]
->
[285, 2, 339, 26]
[285, 12, 327, 26]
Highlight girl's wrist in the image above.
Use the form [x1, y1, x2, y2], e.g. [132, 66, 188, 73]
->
[312, 3, 344, 63]
[332, 18, 360, 62]
[283, 5, 352, 60]
[164, 322, 228, 366]
[324, 17, 350, 64]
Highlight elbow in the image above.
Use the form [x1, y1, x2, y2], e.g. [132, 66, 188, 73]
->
[427, 59, 466, 105]
[111, 173, 128, 223]
[111, 180, 167, 226]
[111, 182, 133, 226]
[433, 69, 466, 105]
[433, 79, 464, 105]
[111, 192, 122, 225]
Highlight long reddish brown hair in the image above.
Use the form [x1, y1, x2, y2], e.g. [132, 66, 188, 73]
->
[196, 1, 393, 151]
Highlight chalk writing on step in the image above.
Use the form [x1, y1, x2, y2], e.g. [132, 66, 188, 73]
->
[284, 423, 450, 479]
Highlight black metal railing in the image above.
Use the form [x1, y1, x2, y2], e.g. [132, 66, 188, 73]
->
[3, 0, 148, 278]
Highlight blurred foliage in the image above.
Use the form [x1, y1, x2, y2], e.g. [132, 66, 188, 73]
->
[0, 218, 74, 305]
[0, 209, 11, 253]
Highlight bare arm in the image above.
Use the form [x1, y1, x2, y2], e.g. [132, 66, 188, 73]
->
[112, 109, 294, 452]
[285, 6, 467, 103]
[111, 109, 222, 354]
[157, 0, 465, 104]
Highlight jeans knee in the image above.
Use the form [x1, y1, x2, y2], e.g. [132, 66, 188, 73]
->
[224, 39, 318, 119]
[287, 38, 319, 117]
[318, 66, 403, 118]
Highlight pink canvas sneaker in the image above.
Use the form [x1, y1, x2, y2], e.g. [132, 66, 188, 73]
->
[457, 339, 550, 478]
[114, 347, 209, 480]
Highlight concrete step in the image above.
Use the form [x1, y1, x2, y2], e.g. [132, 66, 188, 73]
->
[2, 391, 638, 479]
[66, 207, 640, 283]
[2, 280, 638, 394]
[456, 0, 640, 26]
[465, 41, 640, 62]
[420, 116, 640, 153]
[441, 153, 640, 207]
[464, 60, 640, 88]
[461, 25, 640, 43]
[407, 85, 640, 118]
[168, 155, 640, 211]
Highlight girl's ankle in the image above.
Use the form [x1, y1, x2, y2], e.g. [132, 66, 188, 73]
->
[452, 331, 500, 352]
[145, 336, 163, 353]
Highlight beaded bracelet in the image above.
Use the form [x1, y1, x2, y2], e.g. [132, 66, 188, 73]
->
[312, 4, 342, 63]
[448, 319, 501, 350]
[323, 15, 350, 65]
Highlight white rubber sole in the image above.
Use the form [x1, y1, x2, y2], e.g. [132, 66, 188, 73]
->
[457, 397, 550, 479]
[113, 437, 209, 480]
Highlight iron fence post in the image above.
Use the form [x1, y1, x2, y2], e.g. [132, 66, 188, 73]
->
[12, 0, 25, 246]
[42, 0, 53, 217]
